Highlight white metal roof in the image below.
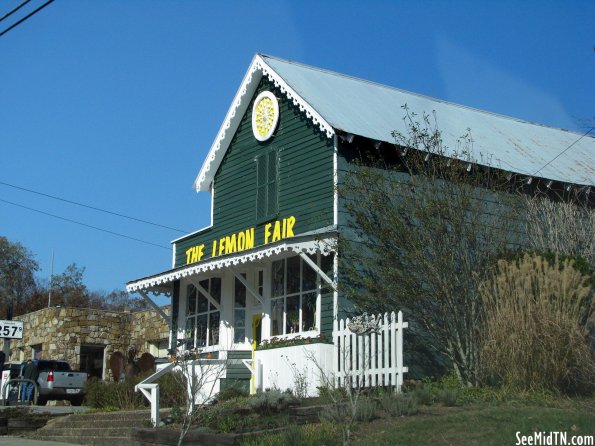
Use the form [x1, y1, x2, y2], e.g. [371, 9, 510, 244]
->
[195, 54, 594, 190]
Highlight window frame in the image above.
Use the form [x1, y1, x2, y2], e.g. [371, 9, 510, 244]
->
[270, 254, 320, 337]
[184, 277, 221, 350]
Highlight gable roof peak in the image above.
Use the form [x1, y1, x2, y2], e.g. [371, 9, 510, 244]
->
[193, 54, 334, 192]
[194, 54, 594, 190]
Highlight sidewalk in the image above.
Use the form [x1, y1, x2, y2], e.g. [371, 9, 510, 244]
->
[0, 404, 89, 415]
[1, 404, 88, 445]
[0, 438, 82, 446]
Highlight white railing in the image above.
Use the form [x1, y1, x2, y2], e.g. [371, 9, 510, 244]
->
[135, 357, 257, 427]
[135, 361, 177, 427]
[333, 311, 408, 391]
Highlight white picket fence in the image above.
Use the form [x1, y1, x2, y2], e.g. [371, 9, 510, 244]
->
[333, 311, 408, 391]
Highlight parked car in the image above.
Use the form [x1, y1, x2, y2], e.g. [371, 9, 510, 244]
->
[32, 360, 88, 406]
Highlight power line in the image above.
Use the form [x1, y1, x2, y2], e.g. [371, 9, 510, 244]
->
[0, 0, 55, 38]
[532, 126, 594, 178]
[0, 0, 33, 23]
[0, 180, 189, 233]
[0, 197, 170, 250]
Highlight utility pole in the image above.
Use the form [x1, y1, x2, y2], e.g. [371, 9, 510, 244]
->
[1, 299, 13, 361]
[48, 249, 54, 308]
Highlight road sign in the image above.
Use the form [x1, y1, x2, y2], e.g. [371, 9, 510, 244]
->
[0, 320, 23, 339]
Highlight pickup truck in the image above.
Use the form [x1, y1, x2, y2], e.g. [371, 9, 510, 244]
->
[32, 360, 87, 406]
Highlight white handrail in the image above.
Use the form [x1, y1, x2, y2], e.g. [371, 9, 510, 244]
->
[135, 361, 176, 427]
[135, 358, 256, 427]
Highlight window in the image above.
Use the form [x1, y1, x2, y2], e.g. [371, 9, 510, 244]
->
[234, 274, 247, 343]
[185, 278, 221, 348]
[270, 255, 318, 336]
[257, 270, 264, 297]
[256, 150, 278, 220]
[147, 340, 169, 358]
[32, 344, 42, 360]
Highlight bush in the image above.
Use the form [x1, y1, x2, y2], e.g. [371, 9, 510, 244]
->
[354, 397, 377, 422]
[85, 369, 188, 410]
[438, 388, 459, 406]
[192, 397, 289, 433]
[241, 420, 340, 446]
[411, 384, 433, 405]
[317, 383, 347, 402]
[248, 389, 299, 415]
[156, 371, 187, 408]
[380, 392, 418, 416]
[84, 379, 146, 409]
[216, 386, 249, 402]
[480, 253, 594, 395]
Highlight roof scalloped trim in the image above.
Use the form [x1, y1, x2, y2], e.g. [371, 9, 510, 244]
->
[126, 237, 335, 293]
[193, 54, 335, 192]
[258, 56, 334, 140]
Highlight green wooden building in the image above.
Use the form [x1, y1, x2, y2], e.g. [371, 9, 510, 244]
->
[127, 54, 594, 395]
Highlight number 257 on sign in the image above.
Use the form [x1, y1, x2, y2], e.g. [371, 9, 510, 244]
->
[0, 320, 24, 339]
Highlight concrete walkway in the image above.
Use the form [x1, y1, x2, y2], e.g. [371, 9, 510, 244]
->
[0, 405, 90, 415]
[1, 404, 89, 445]
[0, 438, 82, 446]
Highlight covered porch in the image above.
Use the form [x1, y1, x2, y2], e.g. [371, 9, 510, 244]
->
[127, 233, 337, 395]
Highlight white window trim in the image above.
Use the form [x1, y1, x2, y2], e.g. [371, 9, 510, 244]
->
[184, 278, 222, 349]
[269, 255, 320, 337]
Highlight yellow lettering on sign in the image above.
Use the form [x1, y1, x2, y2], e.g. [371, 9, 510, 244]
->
[226, 234, 237, 253]
[211, 227, 255, 258]
[264, 223, 272, 244]
[184, 220, 292, 265]
[264, 216, 296, 244]
[238, 231, 245, 251]
[245, 228, 255, 250]
[272, 220, 281, 242]
[286, 215, 295, 237]
[185, 244, 205, 265]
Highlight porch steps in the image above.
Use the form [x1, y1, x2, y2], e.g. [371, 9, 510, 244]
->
[31, 409, 168, 446]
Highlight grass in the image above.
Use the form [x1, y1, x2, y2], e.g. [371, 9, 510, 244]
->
[353, 403, 595, 446]
[238, 394, 595, 446]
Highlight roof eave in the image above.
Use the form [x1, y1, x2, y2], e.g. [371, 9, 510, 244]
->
[193, 54, 335, 192]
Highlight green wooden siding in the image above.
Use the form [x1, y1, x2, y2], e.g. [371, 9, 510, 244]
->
[320, 292, 334, 338]
[225, 350, 252, 380]
[174, 79, 334, 267]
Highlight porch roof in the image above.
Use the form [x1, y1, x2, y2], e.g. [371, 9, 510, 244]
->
[126, 231, 336, 294]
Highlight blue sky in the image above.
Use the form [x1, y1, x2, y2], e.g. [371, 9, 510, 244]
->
[1, 0, 593, 303]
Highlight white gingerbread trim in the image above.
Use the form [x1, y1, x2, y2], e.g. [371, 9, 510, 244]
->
[126, 235, 336, 293]
[193, 54, 335, 192]
[257, 56, 334, 139]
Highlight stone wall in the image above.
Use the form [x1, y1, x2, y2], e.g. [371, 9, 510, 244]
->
[2, 306, 170, 380]
[130, 306, 171, 349]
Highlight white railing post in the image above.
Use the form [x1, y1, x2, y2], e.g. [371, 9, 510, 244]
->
[135, 361, 177, 427]
[333, 318, 339, 387]
[390, 312, 397, 387]
[333, 310, 408, 392]
[396, 310, 409, 392]
[137, 384, 160, 427]
[383, 312, 390, 386]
